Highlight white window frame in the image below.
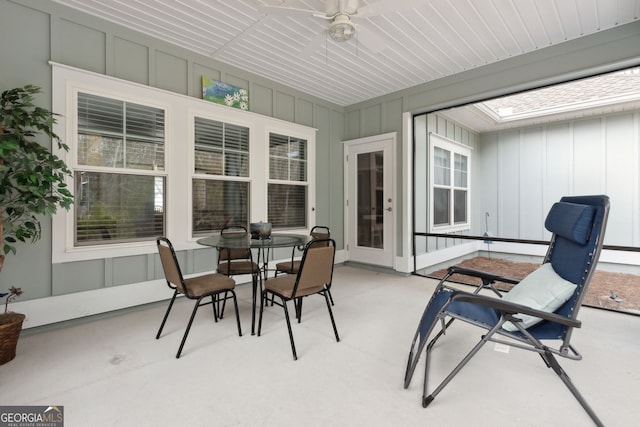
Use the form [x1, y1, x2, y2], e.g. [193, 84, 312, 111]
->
[429, 132, 472, 233]
[51, 63, 316, 263]
[267, 131, 311, 231]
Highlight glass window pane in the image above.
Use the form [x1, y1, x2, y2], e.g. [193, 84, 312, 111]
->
[126, 102, 165, 140]
[78, 134, 124, 168]
[454, 153, 467, 187]
[77, 92, 165, 171]
[78, 93, 123, 134]
[126, 138, 165, 171]
[75, 172, 164, 245]
[290, 137, 307, 161]
[194, 117, 249, 177]
[434, 147, 450, 185]
[192, 179, 249, 234]
[268, 184, 306, 228]
[194, 117, 223, 149]
[433, 187, 450, 226]
[269, 133, 307, 183]
[225, 152, 249, 177]
[454, 189, 467, 223]
[270, 157, 288, 180]
[290, 159, 306, 181]
[195, 149, 223, 175]
[224, 123, 250, 152]
[269, 133, 290, 157]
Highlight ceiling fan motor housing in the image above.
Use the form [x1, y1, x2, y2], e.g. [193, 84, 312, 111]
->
[328, 14, 356, 42]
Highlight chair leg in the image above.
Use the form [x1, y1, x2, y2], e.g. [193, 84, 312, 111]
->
[327, 286, 335, 306]
[296, 297, 303, 323]
[218, 290, 228, 319]
[323, 291, 340, 342]
[257, 288, 266, 336]
[422, 321, 499, 407]
[228, 289, 242, 337]
[156, 290, 178, 339]
[282, 298, 298, 360]
[542, 350, 604, 427]
[211, 295, 219, 323]
[176, 298, 202, 358]
[251, 274, 259, 335]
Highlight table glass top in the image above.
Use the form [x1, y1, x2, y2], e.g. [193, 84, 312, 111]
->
[196, 232, 310, 249]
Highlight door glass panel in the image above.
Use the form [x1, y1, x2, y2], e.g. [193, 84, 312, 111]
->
[357, 151, 384, 249]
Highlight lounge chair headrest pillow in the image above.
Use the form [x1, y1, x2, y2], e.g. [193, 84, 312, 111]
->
[544, 202, 595, 245]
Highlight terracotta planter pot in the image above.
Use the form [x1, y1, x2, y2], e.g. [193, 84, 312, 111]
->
[0, 312, 26, 365]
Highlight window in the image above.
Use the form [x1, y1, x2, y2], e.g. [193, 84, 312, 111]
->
[75, 92, 165, 245]
[268, 133, 307, 229]
[430, 132, 470, 232]
[52, 64, 315, 262]
[192, 117, 250, 233]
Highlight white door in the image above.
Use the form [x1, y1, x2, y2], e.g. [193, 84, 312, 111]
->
[344, 133, 395, 267]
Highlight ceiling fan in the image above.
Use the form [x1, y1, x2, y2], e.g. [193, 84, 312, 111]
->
[258, 0, 423, 53]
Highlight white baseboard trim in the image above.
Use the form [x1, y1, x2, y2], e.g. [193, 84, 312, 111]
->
[15, 250, 349, 329]
[13, 279, 170, 330]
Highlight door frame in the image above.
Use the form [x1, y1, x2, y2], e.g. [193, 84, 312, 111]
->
[343, 132, 397, 268]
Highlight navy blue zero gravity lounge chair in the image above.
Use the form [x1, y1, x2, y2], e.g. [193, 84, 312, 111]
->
[404, 195, 610, 426]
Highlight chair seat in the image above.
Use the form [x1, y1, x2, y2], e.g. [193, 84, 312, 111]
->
[265, 274, 325, 299]
[274, 260, 301, 274]
[184, 273, 235, 298]
[217, 261, 259, 276]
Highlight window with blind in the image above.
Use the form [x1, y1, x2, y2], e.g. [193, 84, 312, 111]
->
[268, 133, 307, 228]
[192, 117, 250, 233]
[430, 133, 470, 231]
[53, 65, 316, 262]
[75, 92, 166, 245]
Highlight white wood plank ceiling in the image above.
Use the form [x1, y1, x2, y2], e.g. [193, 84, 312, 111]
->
[52, 0, 640, 106]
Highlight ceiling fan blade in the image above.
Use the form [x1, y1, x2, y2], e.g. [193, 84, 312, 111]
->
[356, 0, 425, 18]
[257, 5, 331, 19]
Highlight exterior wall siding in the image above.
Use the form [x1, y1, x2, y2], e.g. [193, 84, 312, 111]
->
[477, 111, 640, 247]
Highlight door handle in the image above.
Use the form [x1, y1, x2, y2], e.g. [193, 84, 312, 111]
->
[385, 207, 392, 212]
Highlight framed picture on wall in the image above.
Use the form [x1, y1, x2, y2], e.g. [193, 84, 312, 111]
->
[202, 76, 249, 110]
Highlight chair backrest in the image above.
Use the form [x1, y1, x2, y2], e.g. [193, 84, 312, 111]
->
[309, 225, 331, 249]
[532, 195, 610, 340]
[219, 226, 252, 261]
[292, 238, 336, 297]
[157, 237, 186, 294]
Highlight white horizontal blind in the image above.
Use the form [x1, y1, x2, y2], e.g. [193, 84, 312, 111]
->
[194, 117, 249, 176]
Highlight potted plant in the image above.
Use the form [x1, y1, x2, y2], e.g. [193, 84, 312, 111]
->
[0, 85, 73, 364]
[0, 286, 24, 364]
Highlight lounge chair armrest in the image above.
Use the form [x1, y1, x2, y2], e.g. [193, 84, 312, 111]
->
[448, 266, 520, 285]
[451, 292, 582, 328]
